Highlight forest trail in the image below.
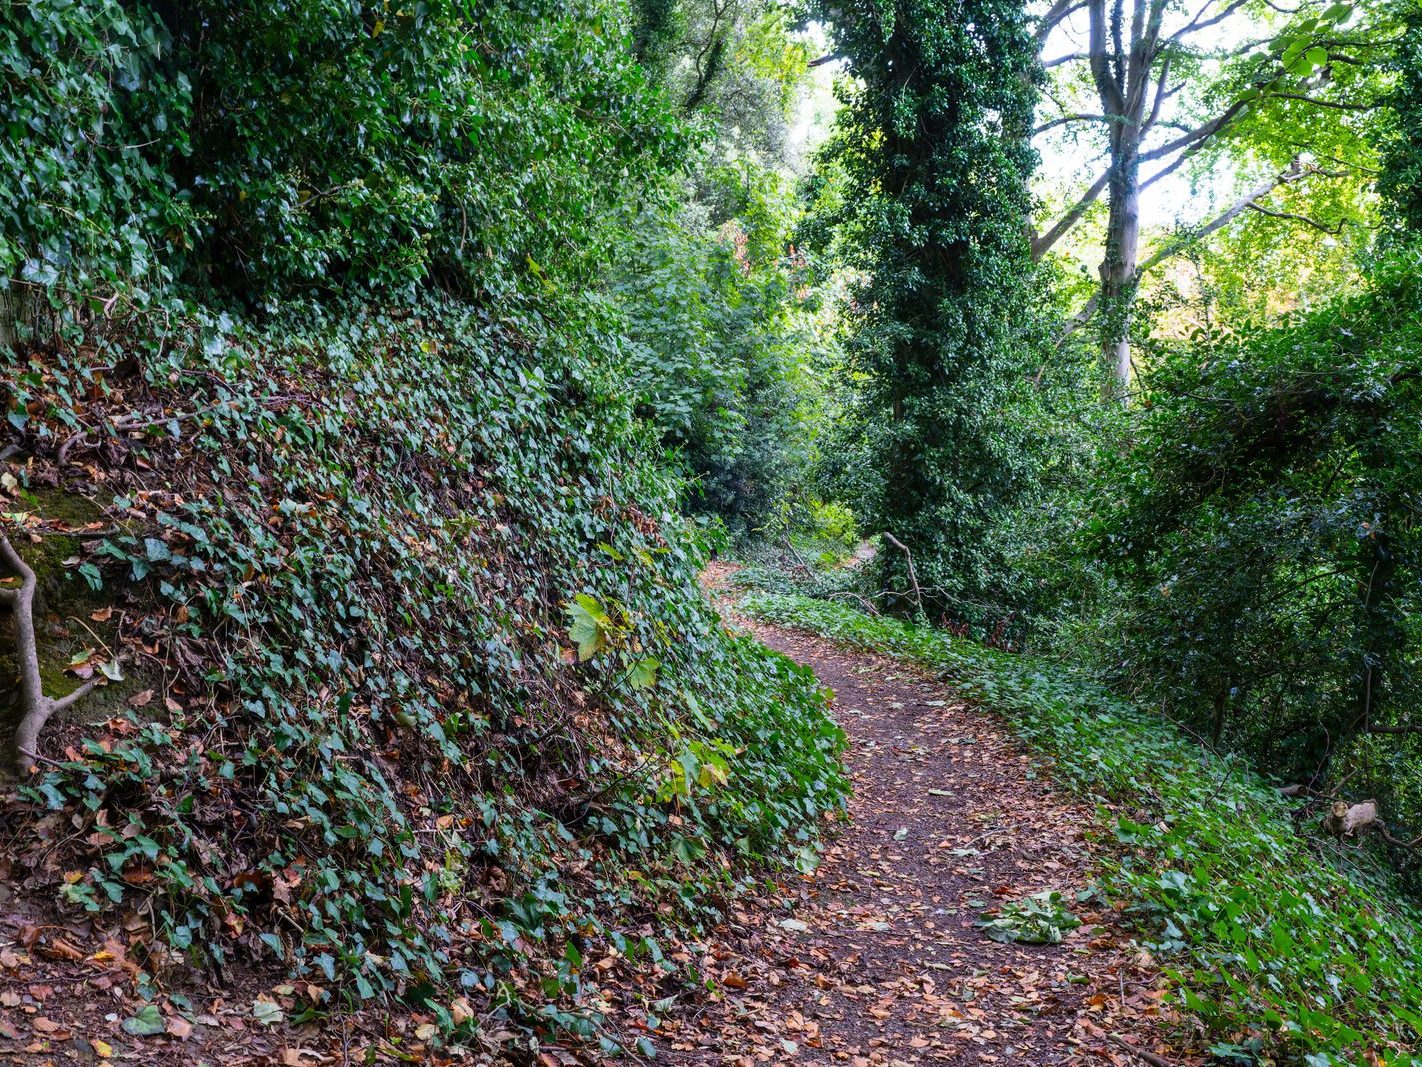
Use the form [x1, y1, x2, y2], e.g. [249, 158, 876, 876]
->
[668, 579, 1185, 1066]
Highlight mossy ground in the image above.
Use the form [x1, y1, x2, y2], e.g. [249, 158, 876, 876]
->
[2, 488, 152, 763]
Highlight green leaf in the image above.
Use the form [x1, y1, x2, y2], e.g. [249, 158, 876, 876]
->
[567, 593, 611, 661]
[121, 1004, 166, 1036]
[628, 657, 659, 690]
[251, 998, 285, 1026]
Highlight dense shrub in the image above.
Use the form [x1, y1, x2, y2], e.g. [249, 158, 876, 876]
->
[0, 0, 849, 1047]
[1085, 250, 1422, 872]
[803, 0, 1046, 625]
[613, 162, 831, 538]
[1, 298, 847, 1028]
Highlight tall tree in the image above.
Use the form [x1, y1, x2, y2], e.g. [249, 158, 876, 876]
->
[1032, 0, 1392, 398]
[1379, 2, 1422, 232]
[814, 0, 1042, 620]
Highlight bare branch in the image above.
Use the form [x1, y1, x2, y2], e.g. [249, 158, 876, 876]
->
[1245, 203, 1345, 233]
[1134, 161, 1307, 278]
[882, 533, 924, 617]
[1, 530, 115, 771]
[1055, 291, 1102, 349]
[1168, 0, 1249, 41]
[1270, 91, 1374, 111]
[48, 675, 108, 716]
[1032, 170, 1111, 260]
[1034, 113, 1110, 134]
[1037, 0, 1087, 43]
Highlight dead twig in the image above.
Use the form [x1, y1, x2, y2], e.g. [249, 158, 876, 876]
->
[1107, 1033, 1175, 1067]
[824, 590, 881, 616]
[881, 532, 923, 617]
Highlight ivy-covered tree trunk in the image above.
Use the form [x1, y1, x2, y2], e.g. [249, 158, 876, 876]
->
[817, 0, 1042, 624]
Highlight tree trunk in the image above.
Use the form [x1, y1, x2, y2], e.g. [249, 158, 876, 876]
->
[1098, 121, 1141, 401]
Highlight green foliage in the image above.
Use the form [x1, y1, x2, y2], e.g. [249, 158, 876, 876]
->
[0, 0, 687, 314]
[1380, 5, 1422, 237]
[0, 0, 849, 1048]
[1083, 249, 1422, 875]
[612, 161, 832, 538]
[977, 890, 1082, 944]
[647, 0, 812, 159]
[0, 0, 191, 298]
[804, 0, 1047, 624]
[2, 296, 848, 1032]
[741, 592, 1422, 1063]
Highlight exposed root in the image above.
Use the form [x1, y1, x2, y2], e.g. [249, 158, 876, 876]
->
[0, 531, 114, 771]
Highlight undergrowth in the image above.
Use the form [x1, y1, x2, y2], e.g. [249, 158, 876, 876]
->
[0, 298, 848, 1055]
[740, 591, 1422, 1066]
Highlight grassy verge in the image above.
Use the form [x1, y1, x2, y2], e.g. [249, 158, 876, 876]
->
[740, 591, 1422, 1066]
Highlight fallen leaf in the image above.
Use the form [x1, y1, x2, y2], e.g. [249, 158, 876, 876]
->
[252, 998, 285, 1026]
[121, 1004, 166, 1036]
[167, 1015, 193, 1039]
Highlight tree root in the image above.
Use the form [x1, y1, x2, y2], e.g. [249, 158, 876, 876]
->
[1107, 1033, 1175, 1067]
[0, 531, 114, 772]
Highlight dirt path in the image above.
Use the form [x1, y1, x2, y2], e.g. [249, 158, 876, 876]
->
[663, 607, 1182, 1066]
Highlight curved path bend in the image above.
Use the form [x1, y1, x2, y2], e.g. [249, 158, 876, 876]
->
[664, 598, 1186, 1067]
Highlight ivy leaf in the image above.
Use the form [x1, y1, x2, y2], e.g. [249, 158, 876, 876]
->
[121, 1004, 165, 1036]
[629, 657, 659, 690]
[251, 998, 285, 1026]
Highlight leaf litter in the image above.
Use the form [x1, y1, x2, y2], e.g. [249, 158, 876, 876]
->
[657, 600, 1203, 1066]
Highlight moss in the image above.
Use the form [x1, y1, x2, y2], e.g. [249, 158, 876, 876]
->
[7, 487, 107, 612]
[2, 487, 148, 746]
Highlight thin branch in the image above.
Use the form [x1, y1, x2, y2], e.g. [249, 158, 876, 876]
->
[1134, 161, 1306, 278]
[1245, 202, 1345, 233]
[1108, 1033, 1175, 1067]
[1168, 0, 1249, 41]
[881, 533, 924, 617]
[1038, 0, 1088, 43]
[1034, 113, 1110, 134]
[1269, 91, 1373, 111]
[1056, 291, 1102, 349]
[1033, 170, 1111, 260]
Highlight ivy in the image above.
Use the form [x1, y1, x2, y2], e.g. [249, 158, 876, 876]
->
[805, 0, 1047, 624]
[741, 591, 1422, 1063]
[0, 0, 849, 1048]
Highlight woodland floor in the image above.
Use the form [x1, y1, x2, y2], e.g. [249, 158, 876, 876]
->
[0, 577, 1201, 1067]
[662, 577, 1198, 1066]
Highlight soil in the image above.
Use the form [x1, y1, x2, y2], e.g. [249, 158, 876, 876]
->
[0, 580, 1195, 1066]
[658, 588, 1192, 1066]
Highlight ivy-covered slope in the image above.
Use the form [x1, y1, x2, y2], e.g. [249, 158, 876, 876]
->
[0, 294, 846, 1028]
[0, 0, 847, 1045]
[740, 592, 1422, 1065]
